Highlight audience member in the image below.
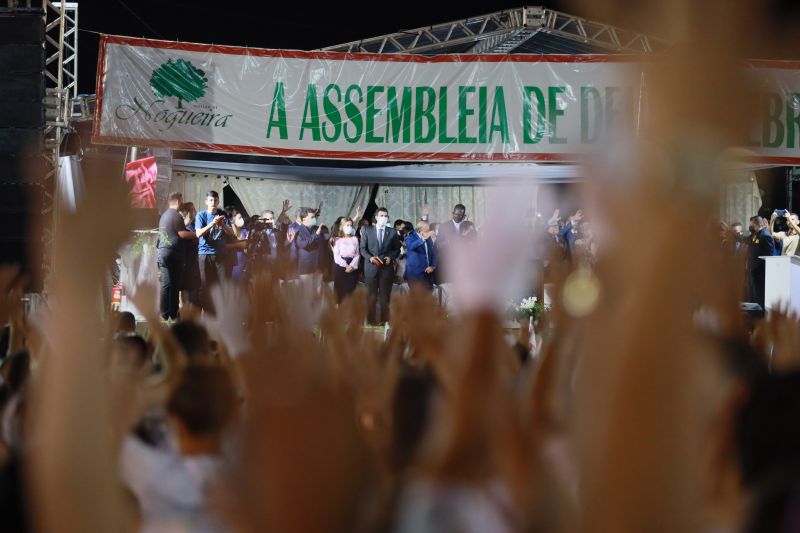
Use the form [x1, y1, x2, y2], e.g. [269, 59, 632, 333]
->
[116, 311, 137, 337]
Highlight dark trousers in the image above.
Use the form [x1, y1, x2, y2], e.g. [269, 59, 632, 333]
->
[365, 265, 394, 324]
[158, 250, 184, 320]
[182, 252, 201, 307]
[750, 267, 766, 308]
[199, 254, 227, 313]
[333, 259, 358, 303]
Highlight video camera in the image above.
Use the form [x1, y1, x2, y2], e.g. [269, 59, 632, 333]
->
[245, 216, 274, 233]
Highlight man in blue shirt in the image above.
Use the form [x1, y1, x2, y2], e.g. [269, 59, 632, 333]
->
[194, 190, 233, 313]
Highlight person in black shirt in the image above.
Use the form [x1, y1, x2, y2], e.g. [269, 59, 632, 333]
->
[157, 192, 197, 320]
[179, 202, 201, 308]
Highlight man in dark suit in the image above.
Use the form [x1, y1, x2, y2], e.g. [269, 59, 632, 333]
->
[748, 215, 776, 307]
[436, 203, 467, 247]
[293, 206, 324, 278]
[360, 207, 401, 325]
[405, 221, 438, 288]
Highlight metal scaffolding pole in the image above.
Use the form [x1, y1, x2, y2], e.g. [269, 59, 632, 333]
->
[41, 0, 74, 295]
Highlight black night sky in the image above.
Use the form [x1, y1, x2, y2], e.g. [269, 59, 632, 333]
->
[75, 0, 800, 96]
[75, 1, 580, 94]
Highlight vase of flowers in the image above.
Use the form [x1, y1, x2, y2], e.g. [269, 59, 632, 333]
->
[505, 297, 549, 353]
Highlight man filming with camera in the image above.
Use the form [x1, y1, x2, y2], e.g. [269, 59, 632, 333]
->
[769, 209, 800, 256]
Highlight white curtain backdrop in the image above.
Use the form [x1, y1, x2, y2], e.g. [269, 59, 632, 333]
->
[375, 185, 539, 227]
[375, 185, 486, 226]
[57, 155, 85, 213]
[171, 171, 544, 227]
[720, 171, 762, 227]
[171, 172, 371, 227]
[225, 176, 371, 227]
[168, 172, 227, 212]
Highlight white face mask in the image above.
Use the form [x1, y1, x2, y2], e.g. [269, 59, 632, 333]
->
[343, 225, 354, 235]
[376, 216, 388, 228]
[235, 217, 245, 228]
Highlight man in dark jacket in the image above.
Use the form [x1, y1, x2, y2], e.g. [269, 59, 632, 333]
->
[748, 215, 776, 307]
[360, 207, 401, 325]
[293, 207, 323, 277]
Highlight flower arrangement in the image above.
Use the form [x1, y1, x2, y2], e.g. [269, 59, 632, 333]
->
[507, 296, 549, 322]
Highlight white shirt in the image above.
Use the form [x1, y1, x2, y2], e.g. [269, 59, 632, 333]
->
[120, 435, 225, 533]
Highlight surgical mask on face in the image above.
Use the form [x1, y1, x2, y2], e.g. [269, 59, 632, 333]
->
[235, 218, 245, 228]
[376, 216, 388, 227]
[343, 225, 354, 235]
[309, 217, 317, 227]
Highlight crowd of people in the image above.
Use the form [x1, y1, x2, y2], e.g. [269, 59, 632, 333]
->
[156, 192, 522, 325]
[0, 165, 796, 533]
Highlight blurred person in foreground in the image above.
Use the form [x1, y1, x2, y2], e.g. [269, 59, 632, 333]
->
[121, 365, 238, 533]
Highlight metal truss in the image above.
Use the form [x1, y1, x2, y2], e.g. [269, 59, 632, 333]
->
[320, 8, 533, 54]
[320, 6, 669, 55]
[40, 0, 75, 294]
[540, 8, 669, 54]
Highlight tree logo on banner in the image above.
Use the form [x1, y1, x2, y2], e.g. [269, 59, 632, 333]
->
[150, 59, 208, 109]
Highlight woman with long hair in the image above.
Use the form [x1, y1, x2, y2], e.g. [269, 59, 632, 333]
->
[331, 217, 359, 303]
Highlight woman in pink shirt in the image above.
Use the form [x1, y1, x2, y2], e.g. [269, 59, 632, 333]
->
[332, 217, 360, 303]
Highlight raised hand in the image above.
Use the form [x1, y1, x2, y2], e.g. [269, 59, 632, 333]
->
[128, 280, 159, 324]
[203, 280, 250, 358]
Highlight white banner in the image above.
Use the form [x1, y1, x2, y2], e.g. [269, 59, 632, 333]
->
[93, 35, 800, 164]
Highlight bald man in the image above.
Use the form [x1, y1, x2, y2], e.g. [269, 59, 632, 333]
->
[404, 220, 438, 288]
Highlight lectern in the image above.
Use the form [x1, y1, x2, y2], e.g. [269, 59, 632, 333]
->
[761, 255, 800, 314]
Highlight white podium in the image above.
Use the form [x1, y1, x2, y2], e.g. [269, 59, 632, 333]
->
[761, 255, 800, 314]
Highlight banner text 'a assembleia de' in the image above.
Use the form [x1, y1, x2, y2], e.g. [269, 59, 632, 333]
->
[93, 35, 800, 163]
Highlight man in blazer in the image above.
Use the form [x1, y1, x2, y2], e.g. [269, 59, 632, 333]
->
[748, 215, 776, 307]
[360, 207, 401, 325]
[404, 221, 438, 288]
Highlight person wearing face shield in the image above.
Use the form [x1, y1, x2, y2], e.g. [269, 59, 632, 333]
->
[360, 207, 401, 325]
